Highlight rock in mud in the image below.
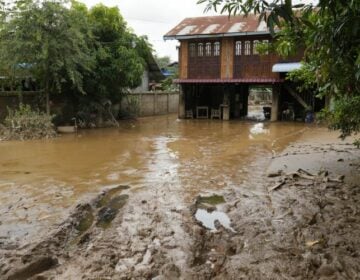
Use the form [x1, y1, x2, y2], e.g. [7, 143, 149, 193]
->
[159, 263, 181, 279]
[6, 257, 58, 280]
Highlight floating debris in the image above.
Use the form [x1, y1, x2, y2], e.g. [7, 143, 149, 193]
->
[195, 209, 235, 232]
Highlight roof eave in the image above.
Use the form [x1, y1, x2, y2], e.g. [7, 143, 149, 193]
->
[164, 31, 272, 41]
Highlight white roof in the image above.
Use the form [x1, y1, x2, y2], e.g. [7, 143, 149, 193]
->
[272, 62, 302, 73]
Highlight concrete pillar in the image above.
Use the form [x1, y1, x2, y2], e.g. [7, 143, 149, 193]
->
[139, 93, 142, 116]
[178, 85, 185, 119]
[271, 84, 280, 121]
[243, 85, 249, 117]
[222, 91, 230, 121]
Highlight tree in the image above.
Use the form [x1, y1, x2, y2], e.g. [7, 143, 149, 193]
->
[154, 55, 171, 70]
[197, 0, 360, 142]
[0, 0, 153, 122]
[78, 4, 151, 105]
[0, 0, 93, 114]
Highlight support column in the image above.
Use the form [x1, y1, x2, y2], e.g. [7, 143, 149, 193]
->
[222, 91, 230, 121]
[154, 92, 157, 115]
[178, 85, 185, 119]
[243, 85, 249, 117]
[271, 84, 280, 121]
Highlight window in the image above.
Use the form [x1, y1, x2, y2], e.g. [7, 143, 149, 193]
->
[214, 42, 220, 56]
[235, 41, 242, 56]
[244, 41, 251, 55]
[205, 42, 212, 56]
[189, 43, 196, 57]
[263, 40, 269, 54]
[198, 43, 204, 56]
[253, 40, 259, 55]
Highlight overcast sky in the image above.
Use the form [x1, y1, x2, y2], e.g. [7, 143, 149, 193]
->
[81, 0, 315, 62]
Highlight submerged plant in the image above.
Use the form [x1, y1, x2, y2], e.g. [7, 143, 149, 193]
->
[0, 103, 56, 141]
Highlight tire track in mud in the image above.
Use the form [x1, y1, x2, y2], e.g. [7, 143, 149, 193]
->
[3, 135, 197, 280]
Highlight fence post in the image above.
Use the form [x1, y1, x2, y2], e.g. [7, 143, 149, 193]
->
[152, 92, 155, 115]
[167, 92, 170, 114]
[138, 93, 142, 117]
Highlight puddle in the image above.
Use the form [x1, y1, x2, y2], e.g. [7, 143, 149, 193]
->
[96, 194, 129, 229]
[195, 209, 235, 232]
[95, 185, 130, 208]
[75, 205, 94, 233]
[197, 195, 225, 206]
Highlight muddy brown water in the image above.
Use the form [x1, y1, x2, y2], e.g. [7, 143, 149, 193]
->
[0, 115, 316, 245]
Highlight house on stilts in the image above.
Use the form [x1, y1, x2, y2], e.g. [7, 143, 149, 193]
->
[164, 15, 325, 121]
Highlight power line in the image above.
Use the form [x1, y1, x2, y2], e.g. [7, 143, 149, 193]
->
[126, 17, 175, 24]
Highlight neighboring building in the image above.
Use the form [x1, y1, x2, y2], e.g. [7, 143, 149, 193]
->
[164, 15, 322, 121]
[132, 53, 164, 93]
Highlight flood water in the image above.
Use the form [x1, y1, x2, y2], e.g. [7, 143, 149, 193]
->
[0, 114, 310, 243]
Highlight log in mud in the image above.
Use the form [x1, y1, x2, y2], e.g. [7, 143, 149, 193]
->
[0, 116, 359, 279]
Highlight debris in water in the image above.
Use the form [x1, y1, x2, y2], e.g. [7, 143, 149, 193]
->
[306, 240, 321, 247]
[267, 170, 283, 178]
[250, 123, 269, 135]
[195, 209, 235, 232]
[269, 181, 286, 192]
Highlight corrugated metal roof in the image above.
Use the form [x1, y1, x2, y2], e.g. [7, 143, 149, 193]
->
[164, 15, 271, 40]
[175, 78, 283, 84]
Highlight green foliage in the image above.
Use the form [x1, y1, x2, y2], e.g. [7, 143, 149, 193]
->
[154, 55, 179, 91]
[161, 77, 178, 92]
[75, 4, 152, 104]
[286, 63, 317, 93]
[155, 55, 171, 70]
[320, 96, 360, 140]
[0, 0, 93, 96]
[120, 95, 140, 118]
[0, 0, 153, 121]
[0, 104, 56, 140]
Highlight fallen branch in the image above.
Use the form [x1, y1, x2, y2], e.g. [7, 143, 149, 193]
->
[267, 170, 283, 178]
[328, 175, 345, 183]
[297, 168, 315, 177]
[287, 172, 316, 181]
[269, 181, 286, 192]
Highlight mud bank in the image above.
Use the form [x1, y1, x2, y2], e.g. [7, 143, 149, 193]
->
[1, 120, 359, 279]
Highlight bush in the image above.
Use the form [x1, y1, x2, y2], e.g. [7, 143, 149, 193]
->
[319, 96, 360, 146]
[119, 95, 140, 119]
[0, 104, 57, 141]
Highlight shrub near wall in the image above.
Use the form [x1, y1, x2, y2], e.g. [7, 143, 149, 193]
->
[0, 104, 57, 141]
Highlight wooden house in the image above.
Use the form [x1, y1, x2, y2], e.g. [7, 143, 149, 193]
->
[164, 15, 321, 121]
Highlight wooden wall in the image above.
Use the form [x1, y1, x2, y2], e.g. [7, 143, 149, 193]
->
[234, 54, 280, 79]
[220, 38, 234, 79]
[187, 40, 221, 79]
[179, 41, 188, 79]
[178, 36, 303, 80]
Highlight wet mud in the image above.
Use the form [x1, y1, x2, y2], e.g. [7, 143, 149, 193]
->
[0, 115, 359, 279]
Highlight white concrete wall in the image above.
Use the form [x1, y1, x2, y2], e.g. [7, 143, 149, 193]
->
[121, 92, 179, 117]
[132, 70, 149, 93]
